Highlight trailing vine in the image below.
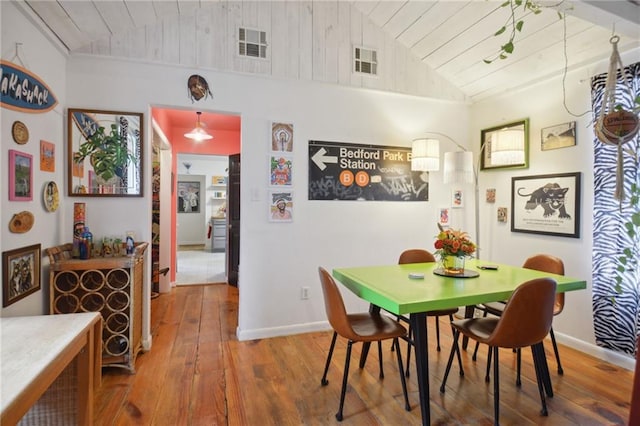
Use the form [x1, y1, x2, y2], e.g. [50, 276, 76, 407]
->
[484, 0, 566, 64]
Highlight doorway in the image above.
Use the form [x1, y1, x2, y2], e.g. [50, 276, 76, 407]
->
[176, 153, 227, 285]
[149, 106, 240, 289]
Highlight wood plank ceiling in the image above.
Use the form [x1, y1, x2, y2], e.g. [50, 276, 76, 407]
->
[19, 1, 640, 102]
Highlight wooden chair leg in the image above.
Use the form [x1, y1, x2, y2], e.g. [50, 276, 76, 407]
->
[435, 316, 442, 351]
[321, 332, 338, 386]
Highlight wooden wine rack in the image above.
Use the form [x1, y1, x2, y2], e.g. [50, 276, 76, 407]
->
[47, 242, 148, 373]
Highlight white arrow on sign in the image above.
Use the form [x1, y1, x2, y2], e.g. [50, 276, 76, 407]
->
[311, 147, 338, 171]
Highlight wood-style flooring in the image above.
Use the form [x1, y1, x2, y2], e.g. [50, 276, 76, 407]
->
[94, 285, 633, 425]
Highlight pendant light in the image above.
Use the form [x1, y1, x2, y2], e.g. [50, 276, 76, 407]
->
[184, 111, 213, 141]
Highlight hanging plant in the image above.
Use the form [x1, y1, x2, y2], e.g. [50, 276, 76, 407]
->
[594, 37, 640, 201]
[484, 0, 567, 64]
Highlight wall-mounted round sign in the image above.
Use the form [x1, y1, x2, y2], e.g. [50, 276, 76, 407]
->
[11, 121, 29, 144]
[43, 181, 59, 212]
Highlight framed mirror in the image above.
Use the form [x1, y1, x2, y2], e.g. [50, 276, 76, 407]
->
[68, 108, 143, 196]
[480, 118, 529, 171]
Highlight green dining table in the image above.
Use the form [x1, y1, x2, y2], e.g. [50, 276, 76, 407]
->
[332, 259, 586, 426]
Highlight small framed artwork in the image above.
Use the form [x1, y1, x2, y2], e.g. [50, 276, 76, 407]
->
[177, 180, 201, 213]
[451, 188, 464, 208]
[497, 207, 508, 223]
[270, 155, 293, 186]
[2, 244, 41, 307]
[486, 188, 496, 203]
[40, 140, 55, 172]
[43, 181, 60, 212]
[541, 121, 576, 151]
[511, 172, 581, 238]
[211, 175, 226, 185]
[438, 207, 450, 228]
[269, 191, 293, 222]
[9, 150, 33, 201]
[271, 122, 293, 152]
[481, 119, 529, 170]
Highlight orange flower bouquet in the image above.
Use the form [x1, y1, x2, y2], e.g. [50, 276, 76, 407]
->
[434, 228, 476, 258]
[434, 225, 476, 274]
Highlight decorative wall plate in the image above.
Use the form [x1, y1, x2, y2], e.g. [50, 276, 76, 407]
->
[43, 181, 60, 212]
[11, 121, 29, 144]
[9, 211, 34, 233]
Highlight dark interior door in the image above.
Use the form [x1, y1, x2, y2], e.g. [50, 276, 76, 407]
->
[227, 153, 240, 286]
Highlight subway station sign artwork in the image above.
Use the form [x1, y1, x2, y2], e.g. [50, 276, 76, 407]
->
[308, 140, 429, 201]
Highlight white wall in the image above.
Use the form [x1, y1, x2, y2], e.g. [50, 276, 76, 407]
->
[1, 2, 67, 317]
[63, 53, 472, 339]
[470, 47, 640, 368]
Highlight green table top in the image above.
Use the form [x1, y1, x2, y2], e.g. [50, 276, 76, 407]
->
[332, 259, 586, 316]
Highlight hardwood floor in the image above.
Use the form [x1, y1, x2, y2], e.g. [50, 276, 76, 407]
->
[94, 285, 633, 425]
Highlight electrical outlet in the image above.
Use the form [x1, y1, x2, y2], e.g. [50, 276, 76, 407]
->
[301, 287, 309, 300]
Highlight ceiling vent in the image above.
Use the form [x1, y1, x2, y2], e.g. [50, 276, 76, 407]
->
[239, 27, 268, 59]
[354, 47, 377, 76]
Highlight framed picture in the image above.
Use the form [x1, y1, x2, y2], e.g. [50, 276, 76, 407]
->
[497, 207, 508, 223]
[9, 149, 33, 201]
[40, 140, 55, 172]
[177, 180, 201, 213]
[438, 207, 450, 228]
[2, 244, 41, 307]
[451, 188, 464, 208]
[480, 119, 529, 170]
[486, 188, 496, 203]
[269, 155, 293, 186]
[271, 122, 293, 152]
[269, 191, 293, 222]
[541, 121, 576, 151]
[511, 172, 581, 238]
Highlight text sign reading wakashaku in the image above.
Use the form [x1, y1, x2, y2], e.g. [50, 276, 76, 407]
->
[0, 60, 58, 113]
[308, 140, 429, 201]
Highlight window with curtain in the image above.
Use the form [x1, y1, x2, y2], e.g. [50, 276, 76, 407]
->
[591, 61, 640, 356]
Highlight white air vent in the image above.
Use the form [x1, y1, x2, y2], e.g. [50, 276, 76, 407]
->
[354, 47, 377, 76]
[239, 27, 268, 59]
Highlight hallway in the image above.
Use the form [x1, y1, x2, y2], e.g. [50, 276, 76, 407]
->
[176, 247, 226, 285]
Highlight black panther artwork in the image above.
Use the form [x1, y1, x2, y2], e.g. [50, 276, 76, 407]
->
[517, 183, 571, 219]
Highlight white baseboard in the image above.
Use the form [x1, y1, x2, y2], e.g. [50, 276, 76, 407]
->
[554, 331, 635, 371]
[236, 322, 636, 372]
[237, 321, 331, 341]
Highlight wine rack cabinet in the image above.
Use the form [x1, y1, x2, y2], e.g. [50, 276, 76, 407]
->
[47, 243, 148, 373]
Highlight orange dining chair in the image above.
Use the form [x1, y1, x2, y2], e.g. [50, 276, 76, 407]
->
[396, 249, 461, 376]
[473, 254, 565, 385]
[440, 277, 558, 425]
[318, 267, 410, 421]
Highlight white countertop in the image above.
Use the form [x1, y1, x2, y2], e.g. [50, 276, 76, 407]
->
[0, 312, 100, 414]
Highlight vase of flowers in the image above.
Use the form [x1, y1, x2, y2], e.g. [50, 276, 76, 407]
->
[434, 224, 477, 275]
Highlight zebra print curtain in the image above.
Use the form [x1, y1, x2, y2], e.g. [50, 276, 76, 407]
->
[591, 61, 640, 355]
